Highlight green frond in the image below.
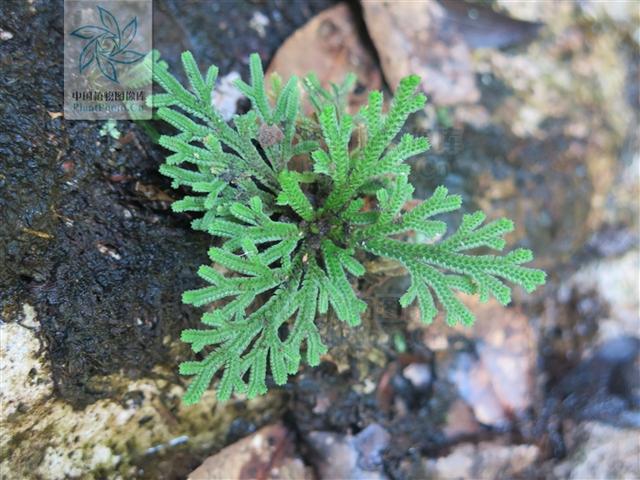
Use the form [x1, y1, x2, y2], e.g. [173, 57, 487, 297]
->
[360, 220, 546, 325]
[371, 134, 430, 178]
[354, 75, 426, 187]
[149, 51, 546, 404]
[234, 53, 272, 122]
[276, 171, 315, 221]
[181, 51, 210, 104]
[303, 71, 356, 117]
[321, 240, 367, 326]
[361, 90, 383, 138]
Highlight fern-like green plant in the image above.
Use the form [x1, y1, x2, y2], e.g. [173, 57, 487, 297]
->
[149, 51, 546, 404]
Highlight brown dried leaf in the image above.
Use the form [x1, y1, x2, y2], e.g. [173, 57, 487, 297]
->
[267, 3, 382, 113]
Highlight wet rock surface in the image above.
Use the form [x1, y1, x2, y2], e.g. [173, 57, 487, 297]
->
[1, 0, 639, 479]
[0, 0, 336, 409]
[2, 0, 206, 408]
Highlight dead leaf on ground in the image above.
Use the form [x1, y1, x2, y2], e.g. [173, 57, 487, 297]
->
[21, 227, 53, 240]
[267, 3, 382, 113]
[134, 181, 174, 202]
[361, 0, 541, 105]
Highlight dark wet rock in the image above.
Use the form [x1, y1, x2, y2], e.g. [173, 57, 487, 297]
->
[3, 0, 207, 409]
[292, 357, 448, 478]
[538, 336, 640, 458]
[550, 336, 640, 424]
[0, 0, 335, 408]
[293, 362, 374, 433]
[153, 0, 336, 80]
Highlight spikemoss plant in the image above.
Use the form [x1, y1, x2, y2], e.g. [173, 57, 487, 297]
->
[149, 52, 546, 404]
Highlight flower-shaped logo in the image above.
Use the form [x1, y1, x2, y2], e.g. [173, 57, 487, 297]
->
[70, 6, 144, 83]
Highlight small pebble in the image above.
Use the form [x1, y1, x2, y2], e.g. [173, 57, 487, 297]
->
[402, 363, 432, 391]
